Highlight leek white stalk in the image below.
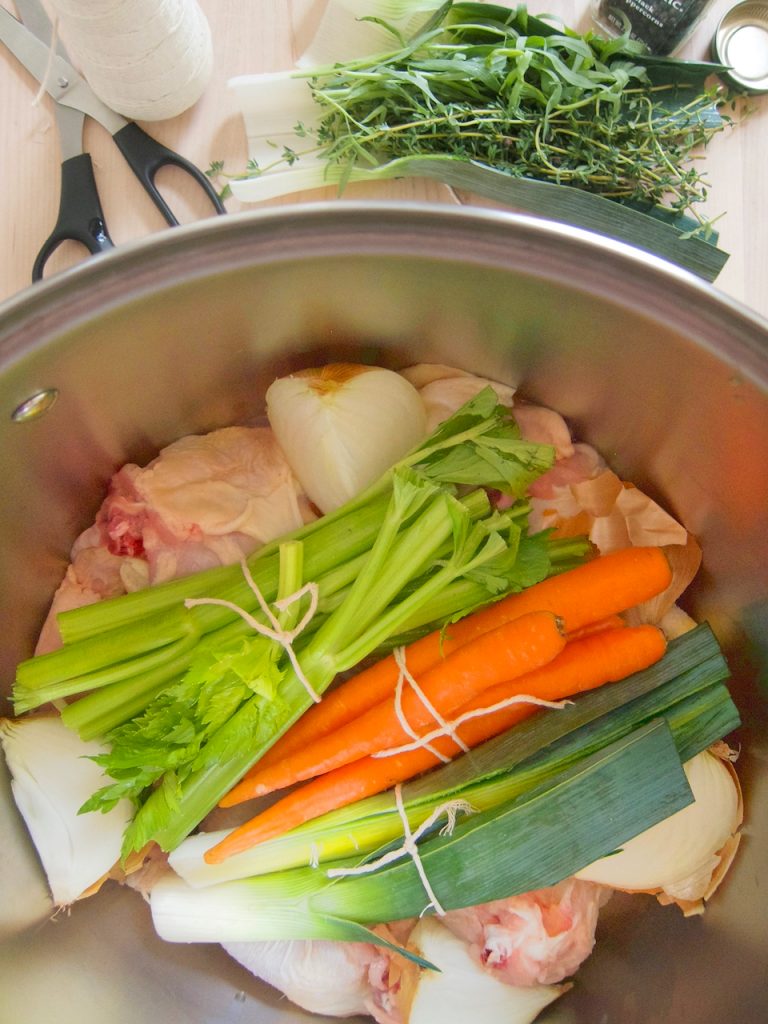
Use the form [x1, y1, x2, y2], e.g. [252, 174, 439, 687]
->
[227, 71, 331, 203]
[0, 716, 133, 906]
[266, 364, 428, 513]
[224, 75, 401, 203]
[398, 917, 568, 1024]
[575, 749, 742, 900]
[150, 867, 376, 945]
[228, 0, 446, 203]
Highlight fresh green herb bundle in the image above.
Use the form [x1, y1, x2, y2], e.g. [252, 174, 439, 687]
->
[304, 3, 724, 218]
[226, 2, 734, 279]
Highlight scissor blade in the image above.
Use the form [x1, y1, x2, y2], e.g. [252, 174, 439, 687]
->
[0, 6, 66, 78]
[1, 4, 84, 158]
[52, 102, 87, 161]
[0, 6, 126, 134]
[13, 0, 69, 58]
[0, 6, 77, 88]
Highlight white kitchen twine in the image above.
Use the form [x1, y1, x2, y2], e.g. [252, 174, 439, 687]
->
[184, 558, 323, 704]
[372, 645, 572, 762]
[327, 786, 476, 917]
[45, 0, 214, 121]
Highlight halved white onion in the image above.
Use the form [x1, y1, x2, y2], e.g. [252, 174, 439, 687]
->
[266, 364, 427, 513]
[0, 715, 133, 907]
[399, 917, 568, 1024]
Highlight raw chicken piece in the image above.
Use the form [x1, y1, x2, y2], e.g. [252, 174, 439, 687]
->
[36, 427, 314, 652]
[222, 923, 414, 1024]
[528, 444, 605, 502]
[222, 938, 391, 1020]
[366, 922, 418, 1024]
[100, 426, 314, 582]
[513, 403, 575, 461]
[400, 364, 516, 433]
[34, 528, 142, 655]
[440, 878, 608, 987]
[221, 883, 607, 1021]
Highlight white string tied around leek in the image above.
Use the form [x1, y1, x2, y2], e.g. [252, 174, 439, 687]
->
[327, 784, 475, 916]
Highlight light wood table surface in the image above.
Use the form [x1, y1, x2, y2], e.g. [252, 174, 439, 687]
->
[0, 0, 766, 315]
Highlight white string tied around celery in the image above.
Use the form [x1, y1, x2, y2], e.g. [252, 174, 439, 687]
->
[184, 558, 322, 704]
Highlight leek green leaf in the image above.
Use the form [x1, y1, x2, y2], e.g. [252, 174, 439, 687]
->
[312, 720, 690, 923]
[157, 720, 693, 942]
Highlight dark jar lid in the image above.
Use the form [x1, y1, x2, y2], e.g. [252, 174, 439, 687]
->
[712, 1, 768, 93]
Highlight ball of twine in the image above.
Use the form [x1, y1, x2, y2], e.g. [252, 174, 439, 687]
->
[47, 0, 214, 121]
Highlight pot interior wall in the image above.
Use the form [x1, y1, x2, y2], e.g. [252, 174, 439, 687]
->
[0, 205, 766, 1023]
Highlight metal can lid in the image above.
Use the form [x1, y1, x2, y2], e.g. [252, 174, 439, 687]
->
[712, 1, 768, 93]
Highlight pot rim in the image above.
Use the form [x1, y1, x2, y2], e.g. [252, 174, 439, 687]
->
[1, 201, 767, 387]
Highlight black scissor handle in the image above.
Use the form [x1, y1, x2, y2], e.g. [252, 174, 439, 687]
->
[112, 122, 226, 225]
[32, 152, 114, 282]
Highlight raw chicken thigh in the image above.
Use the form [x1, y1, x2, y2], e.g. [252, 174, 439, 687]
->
[221, 881, 606, 1023]
[223, 938, 388, 1019]
[36, 427, 314, 653]
[440, 878, 608, 987]
[99, 427, 314, 581]
[400, 364, 516, 434]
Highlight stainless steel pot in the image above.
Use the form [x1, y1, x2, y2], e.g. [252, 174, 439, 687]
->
[1, 203, 766, 1024]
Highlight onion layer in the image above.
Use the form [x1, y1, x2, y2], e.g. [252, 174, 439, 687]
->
[0, 715, 133, 906]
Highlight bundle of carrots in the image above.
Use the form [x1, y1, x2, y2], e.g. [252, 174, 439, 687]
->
[206, 546, 673, 864]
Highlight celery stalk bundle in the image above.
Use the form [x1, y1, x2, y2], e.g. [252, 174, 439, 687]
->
[13, 390, 591, 858]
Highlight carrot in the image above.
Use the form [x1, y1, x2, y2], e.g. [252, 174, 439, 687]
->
[566, 613, 626, 640]
[448, 545, 670, 636]
[206, 624, 666, 862]
[447, 623, 665, 748]
[219, 610, 566, 807]
[253, 547, 670, 772]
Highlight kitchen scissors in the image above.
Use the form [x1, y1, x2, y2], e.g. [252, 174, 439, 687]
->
[0, 0, 226, 281]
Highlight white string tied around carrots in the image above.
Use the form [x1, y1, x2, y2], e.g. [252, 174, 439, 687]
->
[390, 645, 467, 763]
[376, 646, 571, 761]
